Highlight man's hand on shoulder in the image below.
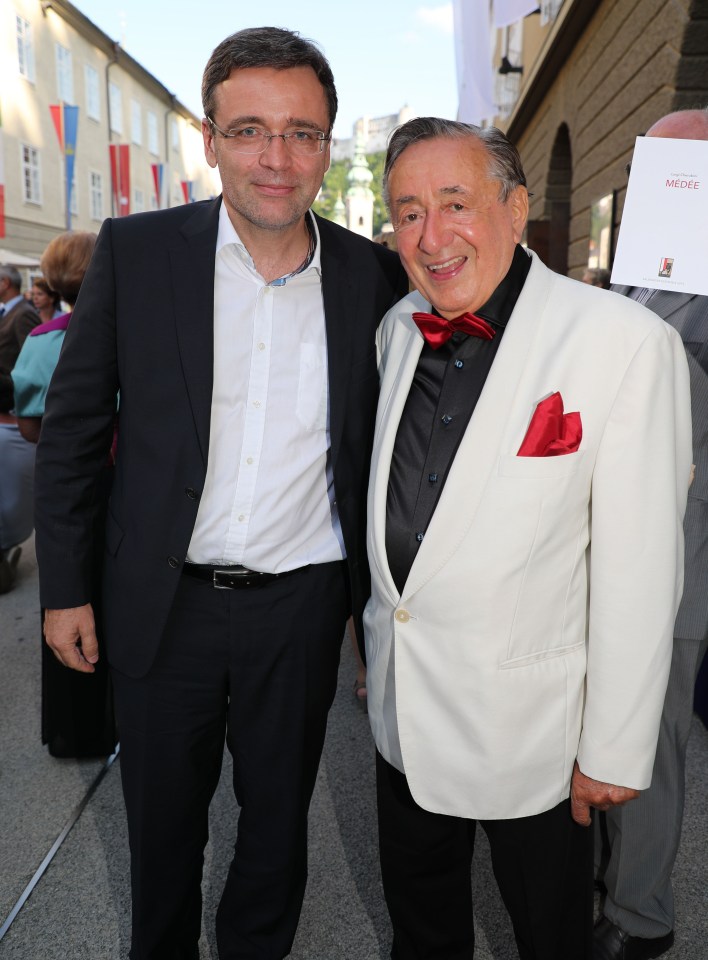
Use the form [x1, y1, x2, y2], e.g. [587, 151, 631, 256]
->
[44, 605, 99, 673]
[570, 761, 639, 826]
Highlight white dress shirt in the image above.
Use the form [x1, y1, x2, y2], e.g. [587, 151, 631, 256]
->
[187, 204, 345, 572]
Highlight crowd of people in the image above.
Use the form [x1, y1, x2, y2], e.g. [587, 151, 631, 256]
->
[1, 23, 706, 960]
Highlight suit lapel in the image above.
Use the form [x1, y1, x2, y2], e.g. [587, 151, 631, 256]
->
[392, 254, 554, 600]
[317, 216, 360, 466]
[170, 198, 221, 467]
[644, 290, 697, 328]
[612, 284, 701, 337]
[369, 300, 426, 604]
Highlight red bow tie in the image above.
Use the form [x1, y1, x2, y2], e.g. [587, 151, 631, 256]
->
[412, 311, 495, 349]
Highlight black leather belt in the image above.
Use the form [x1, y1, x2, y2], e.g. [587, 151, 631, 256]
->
[182, 562, 307, 589]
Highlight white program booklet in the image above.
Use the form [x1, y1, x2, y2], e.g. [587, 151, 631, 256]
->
[611, 136, 708, 295]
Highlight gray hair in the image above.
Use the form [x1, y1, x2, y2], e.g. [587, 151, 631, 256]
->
[202, 26, 338, 133]
[383, 117, 527, 208]
[0, 264, 22, 291]
[582, 267, 611, 289]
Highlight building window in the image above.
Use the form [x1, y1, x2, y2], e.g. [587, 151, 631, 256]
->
[134, 188, 145, 213]
[109, 83, 123, 134]
[494, 22, 524, 120]
[147, 111, 159, 155]
[131, 100, 142, 145]
[85, 65, 100, 121]
[171, 118, 179, 150]
[56, 44, 74, 103]
[90, 171, 104, 220]
[21, 144, 41, 204]
[17, 16, 35, 82]
[150, 192, 158, 211]
[540, 0, 564, 24]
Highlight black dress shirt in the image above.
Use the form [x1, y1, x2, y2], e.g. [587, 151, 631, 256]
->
[385, 244, 532, 594]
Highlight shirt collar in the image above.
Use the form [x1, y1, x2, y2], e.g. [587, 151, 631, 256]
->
[1, 295, 25, 314]
[216, 200, 321, 281]
[475, 244, 531, 329]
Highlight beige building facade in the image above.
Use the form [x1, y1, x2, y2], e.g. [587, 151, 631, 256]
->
[490, 0, 708, 279]
[0, 0, 219, 266]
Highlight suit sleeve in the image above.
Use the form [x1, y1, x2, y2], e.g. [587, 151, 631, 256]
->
[0, 305, 39, 409]
[577, 321, 692, 789]
[34, 219, 119, 609]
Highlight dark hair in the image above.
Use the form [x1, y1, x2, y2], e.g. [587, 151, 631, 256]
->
[383, 117, 527, 207]
[40, 231, 97, 306]
[582, 267, 611, 289]
[32, 277, 62, 307]
[202, 27, 337, 133]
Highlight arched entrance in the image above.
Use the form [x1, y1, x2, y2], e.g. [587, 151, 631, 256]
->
[544, 124, 572, 275]
[526, 124, 572, 276]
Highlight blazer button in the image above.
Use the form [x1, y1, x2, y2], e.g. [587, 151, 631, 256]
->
[395, 609, 410, 623]
[185, 487, 199, 500]
[168, 556, 180, 568]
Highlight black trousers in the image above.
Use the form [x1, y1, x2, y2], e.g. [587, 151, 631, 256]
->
[111, 561, 347, 960]
[376, 752, 593, 960]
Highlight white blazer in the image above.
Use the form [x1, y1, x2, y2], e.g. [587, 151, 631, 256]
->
[364, 252, 692, 821]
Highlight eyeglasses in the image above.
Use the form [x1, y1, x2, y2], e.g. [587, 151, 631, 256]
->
[207, 117, 331, 156]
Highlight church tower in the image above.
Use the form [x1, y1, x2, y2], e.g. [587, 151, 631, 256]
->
[332, 192, 347, 227]
[345, 135, 374, 239]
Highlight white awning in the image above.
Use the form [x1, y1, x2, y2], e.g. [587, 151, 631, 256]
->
[0, 247, 42, 268]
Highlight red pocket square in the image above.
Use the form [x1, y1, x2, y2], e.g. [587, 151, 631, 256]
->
[517, 392, 582, 457]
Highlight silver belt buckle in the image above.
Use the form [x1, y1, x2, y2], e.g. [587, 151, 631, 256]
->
[213, 567, 239, 589]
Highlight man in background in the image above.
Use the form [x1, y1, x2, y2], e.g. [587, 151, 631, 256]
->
[595, 107, 708, 960]
[0, 264, 38, 412]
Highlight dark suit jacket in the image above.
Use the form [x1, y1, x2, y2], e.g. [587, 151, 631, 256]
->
[0, 298, 39, 411]
[614, 286, 708, 642]
[35, 198, 408, 677]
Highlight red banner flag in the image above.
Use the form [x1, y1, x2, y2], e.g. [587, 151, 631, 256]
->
[151, 163, 163, 209]
[109, 144, 131, 217]
[50, 104, 64, 149]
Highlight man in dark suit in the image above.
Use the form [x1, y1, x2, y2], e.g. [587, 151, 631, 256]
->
[0, 264, 38, 412]
[594, 108, 708, 960]
[34, 27, 407, 960]
[0, 264, 38, 589]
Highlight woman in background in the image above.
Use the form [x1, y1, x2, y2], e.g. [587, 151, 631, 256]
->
[12, 231, 117, 758]
[30, 278, 63, 325]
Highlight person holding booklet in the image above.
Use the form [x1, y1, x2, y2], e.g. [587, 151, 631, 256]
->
[595, 108, 708, 960]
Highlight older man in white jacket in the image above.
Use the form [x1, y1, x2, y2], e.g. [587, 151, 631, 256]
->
[363, 117, 692, 960]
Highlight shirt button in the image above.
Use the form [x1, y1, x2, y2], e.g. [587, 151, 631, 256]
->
[428, 473, 438, 483]
[441, 414, 452, 425]
[454, 359, 464, 369]
[415, 532, 424, 543]
[258, 342, 266, 351]
[238, 514, 245, 522]
[395, 609, 410, 623]
[253, 400, 261, 408]
[167, 556, 180, 568]
[246, 457, 254, 465]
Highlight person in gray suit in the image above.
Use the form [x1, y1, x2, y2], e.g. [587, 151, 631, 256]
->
[595, 108, 708, 960]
